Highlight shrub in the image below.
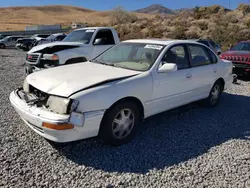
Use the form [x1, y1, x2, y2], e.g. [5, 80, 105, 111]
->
[168, 26, 186, 39]
[111, 6, 138, 25]
[237, 4, 250, 16]
[195, 20, 208, 30]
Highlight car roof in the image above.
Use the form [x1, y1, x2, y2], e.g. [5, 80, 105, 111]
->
[51, 33, 65, 36]
[75, 27, 114, 31]
[7, 36, 24, 38]
[122, 39, 204, 46]
[188, 39, 212, 42]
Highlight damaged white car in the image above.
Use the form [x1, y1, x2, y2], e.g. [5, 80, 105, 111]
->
[10, 39, 234, 146]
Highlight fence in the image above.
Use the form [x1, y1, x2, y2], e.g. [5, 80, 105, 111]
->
[0, 28, 72, 37]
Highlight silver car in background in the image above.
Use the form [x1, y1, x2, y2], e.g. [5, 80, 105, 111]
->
[0, 36, 25, 49]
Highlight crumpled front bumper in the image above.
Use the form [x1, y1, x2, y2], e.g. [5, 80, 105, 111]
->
[9, 89, 104, 143]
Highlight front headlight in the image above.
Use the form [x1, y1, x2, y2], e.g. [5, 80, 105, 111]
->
[43, 54, 59, 61]
[46, 96, 78, 114]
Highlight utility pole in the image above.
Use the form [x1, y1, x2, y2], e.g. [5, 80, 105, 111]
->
[228, 0, 231, 9]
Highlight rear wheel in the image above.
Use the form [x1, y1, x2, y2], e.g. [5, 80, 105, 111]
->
[203, 81, 223, 107]
[99, 101, 141, 146]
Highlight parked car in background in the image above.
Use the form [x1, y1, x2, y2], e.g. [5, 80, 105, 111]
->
[16, 38, 35, 51]
[30, 34, 50, 39]
[25, 27, 120, 74]
[16, 34, 50, 51]
[32, 33, 67, 46]
[189, 39, 220, 55]
[0, 34, 9, 40]
[10, 39, 234, 145]
[0, 36, 25, 49]
[220, 40, 250, 76]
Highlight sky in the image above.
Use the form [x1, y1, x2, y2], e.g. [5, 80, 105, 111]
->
[1, 0, 250, 10]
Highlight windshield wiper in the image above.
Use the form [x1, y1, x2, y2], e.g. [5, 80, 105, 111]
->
[90, 59, 114, 67]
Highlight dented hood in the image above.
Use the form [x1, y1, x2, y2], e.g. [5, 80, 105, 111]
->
[26, 62, 141, 97]
[29, 42, 83, 53]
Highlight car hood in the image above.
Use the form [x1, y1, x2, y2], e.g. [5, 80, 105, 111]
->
[26, 62, 141, 97]
[222, 50, 250, 55]
[29, 41, 83, 53]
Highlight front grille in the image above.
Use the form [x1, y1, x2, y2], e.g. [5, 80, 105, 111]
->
[233, 62, 250, 68]
[26, 53, 40, 63]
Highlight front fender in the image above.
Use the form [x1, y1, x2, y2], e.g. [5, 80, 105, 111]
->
[70, 72, 153, 117]
[56, 46, 94, 65]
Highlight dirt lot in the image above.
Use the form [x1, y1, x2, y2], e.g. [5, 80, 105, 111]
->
[0, 49, 250, 188]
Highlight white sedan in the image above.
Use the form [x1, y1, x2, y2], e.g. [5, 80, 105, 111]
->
[10, 39, 234, 146]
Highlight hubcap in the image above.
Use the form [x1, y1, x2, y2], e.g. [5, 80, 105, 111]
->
[211, 84, 220, 104]
[112, 109, 135, 139]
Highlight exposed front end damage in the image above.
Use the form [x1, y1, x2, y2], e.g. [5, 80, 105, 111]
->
[10, 86, 104, 143]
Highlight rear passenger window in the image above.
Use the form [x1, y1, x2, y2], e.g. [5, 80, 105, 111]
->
[205, 48, 218, 64]
[163, 45, 189, 69]
[188, 45, 212, 67]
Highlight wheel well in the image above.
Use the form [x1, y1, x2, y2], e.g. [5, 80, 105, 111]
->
[65, 57, 87, 65]
[106, 97, 144, 121]
[216, 78, 225, 90]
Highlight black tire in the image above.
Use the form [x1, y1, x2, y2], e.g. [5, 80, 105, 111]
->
[99, 101, 141, 146]
[203, 81, 223, 107]
[0, 44, 5, 49]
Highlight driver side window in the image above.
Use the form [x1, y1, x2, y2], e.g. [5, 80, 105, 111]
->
[93, 29, 115, 45]
[162, 45, 190, 70]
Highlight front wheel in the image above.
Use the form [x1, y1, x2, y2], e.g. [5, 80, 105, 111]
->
[203, 81, 223, 107]
[0, 44, 5, 49]
[99, 101, 141, 146]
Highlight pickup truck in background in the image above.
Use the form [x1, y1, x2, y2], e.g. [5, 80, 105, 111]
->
[25, 27, 120, 74]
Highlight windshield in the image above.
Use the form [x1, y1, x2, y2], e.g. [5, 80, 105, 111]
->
[93, 42, 165, 71]
[62, 29, 95, 43]
[30, 35, 37, 39]
[231, 42, 250, 51]
[1, 37, 9, 41]
[46, 34, 56, 40]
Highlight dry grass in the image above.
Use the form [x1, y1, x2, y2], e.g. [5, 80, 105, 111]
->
[0, 5, 151, 31]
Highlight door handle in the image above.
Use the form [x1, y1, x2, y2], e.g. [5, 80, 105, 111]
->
[213, 68, 217, 73]
[186, 73, 192, 79]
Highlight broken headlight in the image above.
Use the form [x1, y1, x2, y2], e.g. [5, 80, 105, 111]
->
[46, 96, 79, 114]
[23, 79, 30, 92]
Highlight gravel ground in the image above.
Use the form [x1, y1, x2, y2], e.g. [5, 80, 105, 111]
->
[0, 49, 250, 188]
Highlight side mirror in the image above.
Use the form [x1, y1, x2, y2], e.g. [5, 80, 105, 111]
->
[93, 38, 106, 45]
[158, 62, 177, 73]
